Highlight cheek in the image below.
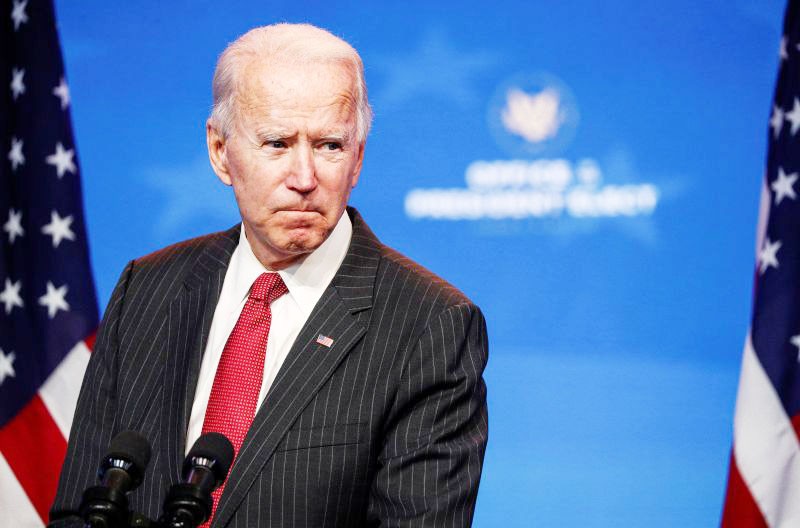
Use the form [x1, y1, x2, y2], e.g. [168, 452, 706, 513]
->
[231, 176, 271, 220]
[322, 167, 358, 198]
[229, 164, 281, 210]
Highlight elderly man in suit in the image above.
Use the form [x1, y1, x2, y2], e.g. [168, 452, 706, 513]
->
[50, 23, 488, 527]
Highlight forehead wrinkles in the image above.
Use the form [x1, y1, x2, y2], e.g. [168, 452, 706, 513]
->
[233, 57, 358, 127]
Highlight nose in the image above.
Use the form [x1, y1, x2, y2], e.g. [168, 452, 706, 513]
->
[286, 143, 317, 193]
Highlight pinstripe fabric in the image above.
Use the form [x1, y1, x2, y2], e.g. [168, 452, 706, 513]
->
[49, 208, 488, 527]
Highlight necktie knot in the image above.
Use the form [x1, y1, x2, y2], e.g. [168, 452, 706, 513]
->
[249, 272, 288, 304]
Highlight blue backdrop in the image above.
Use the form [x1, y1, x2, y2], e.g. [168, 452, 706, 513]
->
[53, 1, 786, 525]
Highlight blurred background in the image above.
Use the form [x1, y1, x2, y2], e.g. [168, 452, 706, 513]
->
[52, 1, 786, 525]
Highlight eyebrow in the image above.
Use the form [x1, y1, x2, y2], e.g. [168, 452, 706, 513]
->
[255, 128, 295, 141]
[319, 130, 351, 143]
[255, 128, 352, 143]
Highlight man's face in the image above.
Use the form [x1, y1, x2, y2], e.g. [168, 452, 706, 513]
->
[207, 58, 364, 269]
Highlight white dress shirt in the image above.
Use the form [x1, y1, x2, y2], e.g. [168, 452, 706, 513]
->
[185, 212, 352, 454]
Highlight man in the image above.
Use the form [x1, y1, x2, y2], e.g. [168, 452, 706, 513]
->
[50, 24, 488, 527]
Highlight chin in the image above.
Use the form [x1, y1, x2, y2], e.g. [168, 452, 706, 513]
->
[280, 228, 327, 254]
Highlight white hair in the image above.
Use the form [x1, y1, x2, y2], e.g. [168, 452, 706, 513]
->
[210, 23, 372, 143]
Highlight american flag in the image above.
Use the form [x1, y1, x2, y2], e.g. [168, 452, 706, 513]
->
[0, 1, 98, 526]
[315, 334, 334, 348]
[722, 1, 800, 526]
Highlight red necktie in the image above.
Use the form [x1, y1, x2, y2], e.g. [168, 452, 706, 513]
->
[200, 272, 288, 525]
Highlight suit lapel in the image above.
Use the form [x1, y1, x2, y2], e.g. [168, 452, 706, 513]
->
[213, 208, 381, 527]
[159, 226, 240, 483]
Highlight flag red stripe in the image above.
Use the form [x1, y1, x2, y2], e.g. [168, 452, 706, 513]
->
[84, 331, 97, 352]
[0, 394, 67, 524]
[721, 451, 768, 528]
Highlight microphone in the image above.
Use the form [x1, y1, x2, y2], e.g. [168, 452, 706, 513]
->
[160, 432, 234, 528]
[79, 430, 152, 528]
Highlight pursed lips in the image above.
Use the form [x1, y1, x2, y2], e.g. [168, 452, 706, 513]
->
[278, 208, 320, 214]
[275, 209, 324, 225]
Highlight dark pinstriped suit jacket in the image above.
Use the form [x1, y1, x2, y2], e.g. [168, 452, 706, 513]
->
[50, 207, 488, 527]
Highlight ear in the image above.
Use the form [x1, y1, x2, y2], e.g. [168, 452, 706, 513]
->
[207, 119, 232, 186]
[349, 141, 366, 188]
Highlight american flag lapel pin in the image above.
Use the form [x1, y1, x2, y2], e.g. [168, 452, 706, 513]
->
[316, 334, 334, 348]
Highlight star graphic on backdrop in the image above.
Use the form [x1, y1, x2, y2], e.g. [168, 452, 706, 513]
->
[781, 35, 789, 61]
[771, 105, 785, 138]
[771, 167, 798, 205]
[786, 98, 800, 136]
[52, 77, 70, 110]
[0, 348, 15, 386]
[38, 281, 69, 319]
[10, 0, 27, 31]
[0, 278, 23, 314]
[371, 28, 497, 107]
[8, 137, 24, 171]
[10, 67, 25, 100]
[3, 209, 23, 244]
[45, 142, 76, 178]
[791, 334, 800, 362]
[41, 210, 75, 248]
[759, 237, 782, 274]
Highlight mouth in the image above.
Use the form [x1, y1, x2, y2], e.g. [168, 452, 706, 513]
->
[275, 202, 319, 211]
[276, 209, 323, 227]
[279, 208, 320, 215]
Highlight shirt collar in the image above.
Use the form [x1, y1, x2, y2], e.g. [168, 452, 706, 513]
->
[233, 212, 352, 316]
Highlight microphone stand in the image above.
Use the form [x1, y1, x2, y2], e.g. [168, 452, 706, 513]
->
[80, 432, 232, 528]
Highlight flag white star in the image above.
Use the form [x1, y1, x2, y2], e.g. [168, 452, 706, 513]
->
[52, 77, 70, 110]
[0, 278, 23, 314]
[41, 210, 76, 248]
[786, 98, 800, 136]
[759, 237, 782, 274]
[771, 105, 785, 138]
[3, 208, 23, 244]
[771, 167, 798, 205]
[10, 0, 27, 31]
[45, 142, 76, 178]
[38, 281, 69, 319]
[10, 67, 25, 100]
[781, 35, 789, 61]
[8, 136, 24, 171]
[792, 334, 800, 362]
[0, 348, 15, 386]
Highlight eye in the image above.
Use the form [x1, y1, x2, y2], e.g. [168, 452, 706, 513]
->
[322, 141, 342, 151]
[266, 140, 286, 149]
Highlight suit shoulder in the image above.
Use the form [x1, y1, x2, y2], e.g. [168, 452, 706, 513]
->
[134, 227, 235, 268]
[375, 242, 475, 313]
[347, 208, 476, 315]
[123, 226, 239, 295]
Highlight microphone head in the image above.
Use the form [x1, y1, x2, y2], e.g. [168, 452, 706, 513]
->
[184, 432, 234, 484]
[101, 430, 152, 486]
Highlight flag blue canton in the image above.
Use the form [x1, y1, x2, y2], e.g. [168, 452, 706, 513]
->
[0, 0, 98, 427]
[752, 0, 800, 420]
